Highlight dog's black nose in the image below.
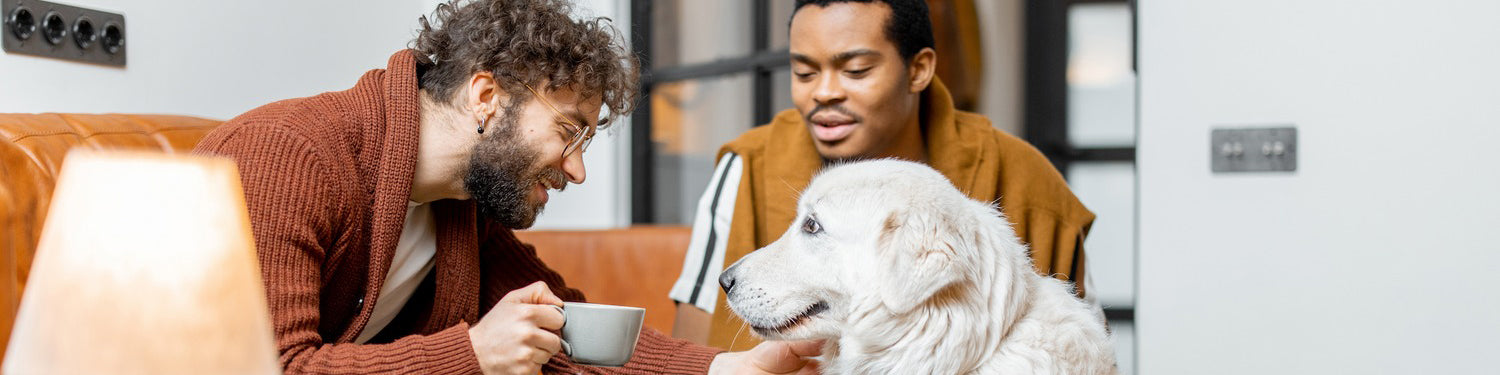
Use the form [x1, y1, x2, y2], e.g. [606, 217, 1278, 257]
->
[719, 264, 739, 295]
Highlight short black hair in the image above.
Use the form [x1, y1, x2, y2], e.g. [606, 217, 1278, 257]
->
[793, 0, 934, 62]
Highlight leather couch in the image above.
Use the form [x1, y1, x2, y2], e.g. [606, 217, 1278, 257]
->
[514, 226, 690, 336]
[0, 113, 690, 363]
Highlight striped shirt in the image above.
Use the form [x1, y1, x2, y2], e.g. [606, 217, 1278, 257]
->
[668, 153, 744, 313]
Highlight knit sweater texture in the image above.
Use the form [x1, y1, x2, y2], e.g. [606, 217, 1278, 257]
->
[193, 50, 720, 374]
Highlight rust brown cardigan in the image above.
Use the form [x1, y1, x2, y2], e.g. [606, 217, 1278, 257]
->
[194, 50, 719, 374]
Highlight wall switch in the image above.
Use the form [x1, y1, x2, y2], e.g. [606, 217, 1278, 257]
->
[1211, 126, 1297, 173]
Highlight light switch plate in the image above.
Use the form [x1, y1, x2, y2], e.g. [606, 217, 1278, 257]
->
[1211, 126, 1297, 173]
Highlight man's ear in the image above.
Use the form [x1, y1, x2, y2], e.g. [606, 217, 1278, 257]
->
[876, 208, 961, 313]
[906, 47, 937, 94]
[465, 71, 503, 121]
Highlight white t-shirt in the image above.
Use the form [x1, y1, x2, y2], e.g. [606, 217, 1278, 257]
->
[668, 153, 744, 314]
[356, 201, 438, 344]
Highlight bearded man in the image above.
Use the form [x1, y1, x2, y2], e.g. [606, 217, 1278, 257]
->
[194, 0, 819, 373]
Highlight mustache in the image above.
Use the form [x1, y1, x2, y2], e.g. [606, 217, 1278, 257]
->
[805, 104, 863, 124]
[537, 167, 568, 192]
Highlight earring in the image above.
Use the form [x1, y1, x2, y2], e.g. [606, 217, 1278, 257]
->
[477, 118, 486, 135]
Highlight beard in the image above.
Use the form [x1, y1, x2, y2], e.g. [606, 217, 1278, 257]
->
[462, 110, 569, 229]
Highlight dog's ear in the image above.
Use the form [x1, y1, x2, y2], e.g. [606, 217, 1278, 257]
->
[875, 209, 963, 313]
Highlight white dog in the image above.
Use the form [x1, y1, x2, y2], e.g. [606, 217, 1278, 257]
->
[719, 159, 1117, 374]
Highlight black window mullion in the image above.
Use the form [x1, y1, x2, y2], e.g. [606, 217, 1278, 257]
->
[751, 0, 774, 125]
[1024, 0, 1073, 176]
[1060, 146, 1137, 163]
[630, 0, 654, 223]
[646, 50, 789, 85]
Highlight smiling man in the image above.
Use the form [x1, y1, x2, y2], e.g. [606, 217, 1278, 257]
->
[668, 0, 1097, 350]
[194, 0, 820, 373]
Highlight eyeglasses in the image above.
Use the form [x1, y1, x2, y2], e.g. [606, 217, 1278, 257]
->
[523, 83, 595, 159]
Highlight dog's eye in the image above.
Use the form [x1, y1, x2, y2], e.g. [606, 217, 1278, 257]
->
[802, 216, 823, 234]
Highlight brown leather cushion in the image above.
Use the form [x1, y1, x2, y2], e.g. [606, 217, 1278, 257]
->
[516, 226, 691, 334]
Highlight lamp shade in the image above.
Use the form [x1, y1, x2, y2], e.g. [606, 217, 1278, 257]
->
[4, 151, 280, 374]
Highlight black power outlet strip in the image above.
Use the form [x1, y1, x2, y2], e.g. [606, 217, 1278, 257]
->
[3, 0, 125, 67]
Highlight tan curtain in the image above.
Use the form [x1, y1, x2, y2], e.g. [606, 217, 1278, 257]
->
[928, 0, 984, 111]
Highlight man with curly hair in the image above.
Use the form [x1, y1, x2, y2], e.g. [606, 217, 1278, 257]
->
[193, 0, 818, 373]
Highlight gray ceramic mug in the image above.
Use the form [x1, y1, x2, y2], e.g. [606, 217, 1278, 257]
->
[556, 302, 645, 367]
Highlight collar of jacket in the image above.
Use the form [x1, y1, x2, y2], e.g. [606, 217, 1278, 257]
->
[758, 78, 983, 235]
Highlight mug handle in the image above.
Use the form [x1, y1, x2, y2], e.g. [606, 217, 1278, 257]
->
[553, 305, 572, 356]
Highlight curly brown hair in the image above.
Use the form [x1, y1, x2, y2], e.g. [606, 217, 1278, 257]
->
[412, 0, 638, 128]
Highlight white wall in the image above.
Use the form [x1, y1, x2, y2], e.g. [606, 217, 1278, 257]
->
[0, 0, 427, 119]
[1138, 1, 1500, 373]
[0, 0, 632, 230]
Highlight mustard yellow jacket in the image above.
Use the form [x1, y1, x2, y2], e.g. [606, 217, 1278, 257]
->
[705, 79, 1095, 350]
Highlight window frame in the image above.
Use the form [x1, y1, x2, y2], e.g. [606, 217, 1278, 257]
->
[629, 0, 789, 223]
[1025, 0, 1139, 365]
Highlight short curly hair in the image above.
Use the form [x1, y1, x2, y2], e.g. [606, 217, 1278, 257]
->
[412, 0, 638, 128]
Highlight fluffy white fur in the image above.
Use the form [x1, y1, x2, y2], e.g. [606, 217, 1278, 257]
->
[719, 159, 1117, 374]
